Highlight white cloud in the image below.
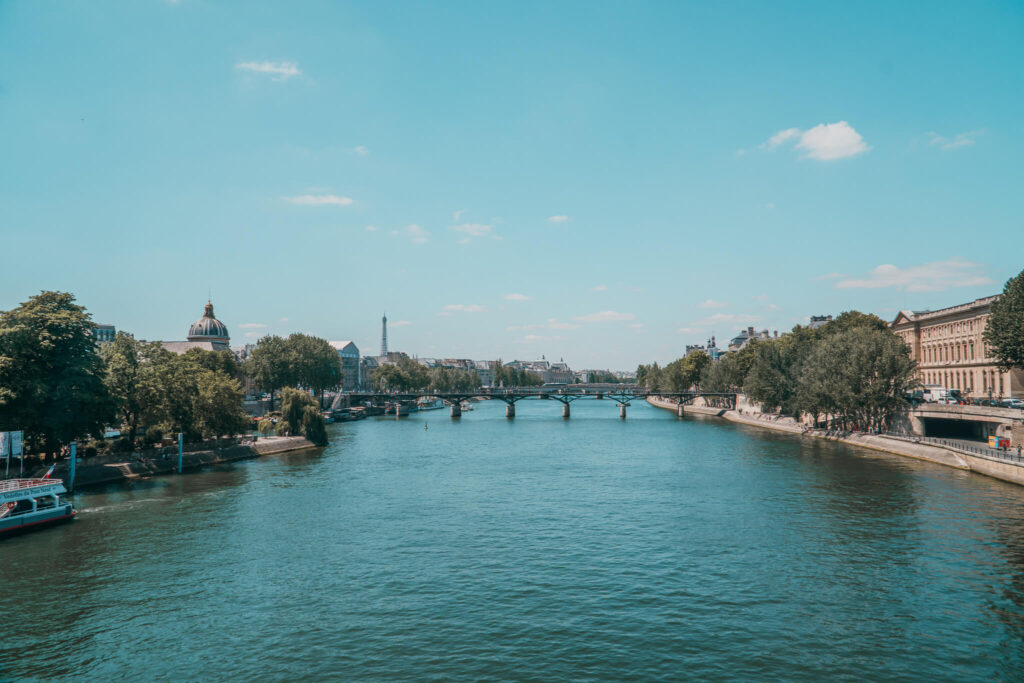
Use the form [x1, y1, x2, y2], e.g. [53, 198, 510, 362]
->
[392, 224, 430, 243]
[235, 61, 301, 80]
[591, 284, 608, 292]
[354, 145, 370, 156]
[238, 323, 267, 329]
[365, 225, 377, 232]
[547, 318, 580, 330]
[836, 260, 994, 292]
[760, 121, 869, 161]
[244, 331, 262, 339]
[573, 310, 635, 323]
[547, 215, 570, 223]
[678, 327, 702, 334]
[698, 299, 729, 309]
[504, 293, 532, 301]
[453, 209, 467, 221]
[451, 223, 497, 242]
[928, 129, 984, 151]
[630, 323, 644, 329]
[442, 304, 487, 313]
[279, 317, 289, 322]
[390, 320, 413, 327]
[812, 272, 846, 281]
[284, 194, 353, 206]
[628, 286, 646, 293]
[765, 202, 775, 210]
[522, 334, 547, 343]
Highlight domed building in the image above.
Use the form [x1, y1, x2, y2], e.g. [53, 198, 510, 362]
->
[160, 300, 232, 354]
[187, 301, 230, 348]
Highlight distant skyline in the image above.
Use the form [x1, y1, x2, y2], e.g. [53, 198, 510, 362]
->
[2, 1, 1021, 369]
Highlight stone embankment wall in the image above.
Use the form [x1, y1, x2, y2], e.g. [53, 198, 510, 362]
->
[56, 436, 316, 489]
[647, 396, 972, 473]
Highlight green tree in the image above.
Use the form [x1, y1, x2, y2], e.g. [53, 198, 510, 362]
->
[194, 369, 251, 441]
[285, 334, 342, 406]
[0, 291, 115, 454]
[183, 347, 242, 380]
[101, 333, 164, 444]
[244, 335, 291, 409]
[278, 386, 328, 446]
[984, 269, 1024, 371]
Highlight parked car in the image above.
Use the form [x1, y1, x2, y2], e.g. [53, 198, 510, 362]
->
[1004, 398, 1024, 409]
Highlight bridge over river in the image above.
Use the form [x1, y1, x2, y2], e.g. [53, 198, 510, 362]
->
[334, 384, 737, 419]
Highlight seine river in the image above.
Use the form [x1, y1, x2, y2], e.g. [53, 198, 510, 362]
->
[4, 399, 1024, 680]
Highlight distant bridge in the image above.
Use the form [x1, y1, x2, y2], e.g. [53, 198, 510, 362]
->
[334, 384, 736, 419]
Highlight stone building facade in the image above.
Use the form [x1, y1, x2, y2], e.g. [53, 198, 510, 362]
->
[891, 295, 1023, 399]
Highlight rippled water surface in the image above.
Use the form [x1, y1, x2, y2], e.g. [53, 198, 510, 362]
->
[4, 399, 1024, 681]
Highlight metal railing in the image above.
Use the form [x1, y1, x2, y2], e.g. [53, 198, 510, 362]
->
[882, 432, 1024, 466]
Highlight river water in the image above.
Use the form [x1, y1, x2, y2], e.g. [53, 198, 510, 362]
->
[4, 399, 1024, 680]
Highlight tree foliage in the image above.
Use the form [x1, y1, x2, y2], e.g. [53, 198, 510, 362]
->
[0, 291, 116, 453]
[984, 269, 1024, 371]
[278, 387, 328, 446]
[371, 357, 482, 392]
[243, 333, 342, 406]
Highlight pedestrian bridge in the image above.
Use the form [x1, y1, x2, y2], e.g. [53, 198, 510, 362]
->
[334, 385, 737, 419]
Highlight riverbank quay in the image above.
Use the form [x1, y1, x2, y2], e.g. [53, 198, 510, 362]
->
[647, 395, 974, 473]
[34, 436, 317, 490]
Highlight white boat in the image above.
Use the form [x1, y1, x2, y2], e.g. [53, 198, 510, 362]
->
[0, 478, 76, 537]
[460, 401, 475, 411]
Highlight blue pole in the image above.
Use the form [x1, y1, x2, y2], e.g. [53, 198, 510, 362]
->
[69, 442, 76, 493]
[177, 432, 183, 474]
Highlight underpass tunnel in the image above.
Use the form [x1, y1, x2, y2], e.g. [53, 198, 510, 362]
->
[920, 417, 1004, 442]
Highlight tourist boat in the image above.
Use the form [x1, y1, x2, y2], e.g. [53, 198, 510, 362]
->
[0, 477, 76, 537]
[418, 398, 445, 411]
[460, 401, 475, 412]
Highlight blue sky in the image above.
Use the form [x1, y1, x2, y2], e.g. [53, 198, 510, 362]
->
[2, 1, 1021, 369]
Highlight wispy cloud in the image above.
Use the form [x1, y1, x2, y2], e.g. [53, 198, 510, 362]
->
[504, 293, 532, 301]
[836, 260, 994, 292]
[927, 129, 984, 151]
[235, 61, 301, 80]
[244, 331, 263, 339]
[812, 272, 846, 281]
[390, 320, 413, 327]
[698, 299, 729, 309]
[391, 224, 430, 243]
[453, 209, 467, 221]
[678, 327, 702, 335]
[354, 145, 370, 156]
[547, 215, 570, 223]
[279, 317, 289, 322]
[573, 310, 635, 323]
[238, 323, 267, 329]
[451, 222, 498, 243]
[591, 284, 608, 292]
[365, 225, 377, 232]
[630, 323, 644, 329]
[759, 121, 869, 161]
[441, 304, 487, 314]
[284, 194, 353, 206]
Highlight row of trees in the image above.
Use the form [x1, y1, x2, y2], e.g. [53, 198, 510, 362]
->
[0, 291, 336, 456]
[102, 334, 251, 445]
[638, 312, 919, 431]
[244, 334, 341, 407]
[371, 356, 483, 392]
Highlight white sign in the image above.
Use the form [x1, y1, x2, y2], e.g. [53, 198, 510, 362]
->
[0, 432, 8, 458]
[10, 431, 22, 457]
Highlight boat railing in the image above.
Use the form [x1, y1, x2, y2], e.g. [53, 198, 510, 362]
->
[0, 478, 61, 493]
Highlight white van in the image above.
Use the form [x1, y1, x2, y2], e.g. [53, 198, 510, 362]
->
[922, 385, 948, 403]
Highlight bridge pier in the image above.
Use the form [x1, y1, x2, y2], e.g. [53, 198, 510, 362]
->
[450, 403, 462, 418]
[506, 403, 515, 419]
[620, 404, 627, 420]
[677, 402, 685, 418]
[562, 403, 570, 419]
